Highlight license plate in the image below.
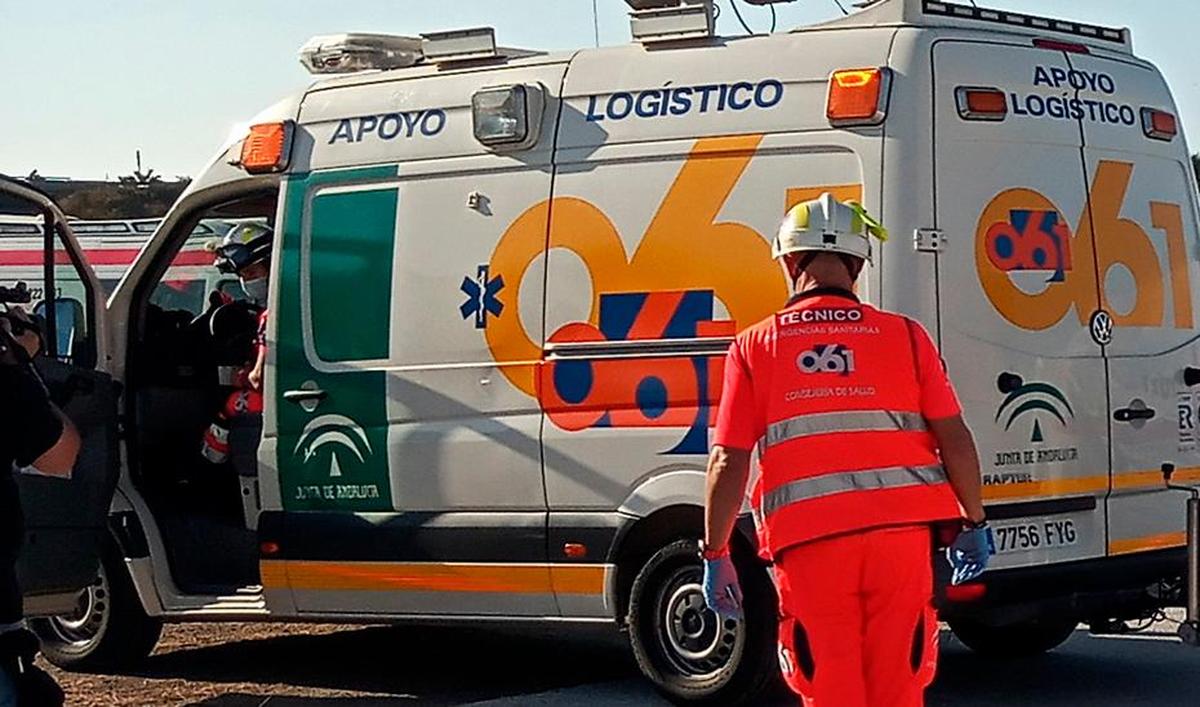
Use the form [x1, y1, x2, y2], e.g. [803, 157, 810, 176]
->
[991, 518, 1079, 554]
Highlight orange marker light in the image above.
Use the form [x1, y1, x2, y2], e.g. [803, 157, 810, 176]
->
[956, 87, 1008, 121]
[240, 121, 294, 174]
[1141, 107, 1177, 141]
[827, 68, 891, 127]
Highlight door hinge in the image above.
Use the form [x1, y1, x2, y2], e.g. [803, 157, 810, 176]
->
[913, 228, 945, 253]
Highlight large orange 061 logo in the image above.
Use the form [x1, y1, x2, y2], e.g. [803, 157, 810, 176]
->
[482, 134, 791, 453]
[976, 160, 1193, 331]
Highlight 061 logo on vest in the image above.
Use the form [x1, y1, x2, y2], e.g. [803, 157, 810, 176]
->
[796, 344, 856, 375]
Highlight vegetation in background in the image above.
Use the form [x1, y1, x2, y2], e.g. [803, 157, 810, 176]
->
[54, 180, 190, 220]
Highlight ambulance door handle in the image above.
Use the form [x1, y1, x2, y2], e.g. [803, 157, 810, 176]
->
[1113, 405, 1156, 423]
[283, 389, 327, 403]
[1185, 367, 1200, 387]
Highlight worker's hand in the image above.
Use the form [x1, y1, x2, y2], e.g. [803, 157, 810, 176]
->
[702, 553, 743, 621]
[946, 524, 994, 585]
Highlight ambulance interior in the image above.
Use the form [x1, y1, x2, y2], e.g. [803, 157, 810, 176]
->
[127, 190, 278, 592]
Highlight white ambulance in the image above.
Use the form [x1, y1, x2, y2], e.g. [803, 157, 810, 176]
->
[11, 0, 1199, 702]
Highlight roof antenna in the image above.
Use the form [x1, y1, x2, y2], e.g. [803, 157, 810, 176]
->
[729, 0, 756, 34]
[592, 0, 600, 47]
[832, 0, 849, 15]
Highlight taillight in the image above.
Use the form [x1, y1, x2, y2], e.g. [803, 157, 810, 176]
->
[1032, 38, 1091, 54]
[240, 121, 295, 174]
[955, 87, 1008, 121]
[827, 67, 892, 127]
[1141, 107, 1178, 141]
[944, 583, 988, 602]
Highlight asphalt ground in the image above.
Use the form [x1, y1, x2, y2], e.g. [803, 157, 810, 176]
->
[46, 612, 1200, 706]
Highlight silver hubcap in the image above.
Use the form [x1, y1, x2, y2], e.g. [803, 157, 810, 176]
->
[48, 565, 108, 646]
[656, 569, 741, 678]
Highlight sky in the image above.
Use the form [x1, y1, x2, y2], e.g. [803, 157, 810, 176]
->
[1, 0, 1197, 180]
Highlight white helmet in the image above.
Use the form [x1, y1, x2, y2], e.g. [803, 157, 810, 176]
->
[772, 192, 887, 264]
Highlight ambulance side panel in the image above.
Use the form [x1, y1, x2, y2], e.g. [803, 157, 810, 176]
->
[264, 61, 574, 617]
[540, 32, 893, 574]
[927, 35, 1110, 569]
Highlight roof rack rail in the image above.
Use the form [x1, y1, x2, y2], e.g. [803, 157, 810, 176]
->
[922, 1, 1129, 46]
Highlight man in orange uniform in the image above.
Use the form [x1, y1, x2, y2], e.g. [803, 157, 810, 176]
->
[701, 194, 991, 706]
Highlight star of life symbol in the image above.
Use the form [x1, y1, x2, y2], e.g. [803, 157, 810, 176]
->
[293, 414, 372, 478]
[460, 265, 505, 329]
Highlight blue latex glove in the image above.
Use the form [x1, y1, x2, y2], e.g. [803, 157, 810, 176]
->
[702, 555, 743, 621]
[946, 524, 995, 585]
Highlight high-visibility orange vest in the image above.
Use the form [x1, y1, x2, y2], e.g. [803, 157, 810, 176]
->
[745, 293, 963, 559]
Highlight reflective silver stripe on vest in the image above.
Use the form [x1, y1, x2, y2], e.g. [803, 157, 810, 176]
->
[761, 464, 947, 518]
[763, 410, 926, 451]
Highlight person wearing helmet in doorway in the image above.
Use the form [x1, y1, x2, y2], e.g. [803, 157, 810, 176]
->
[201, 222, 272, 465]
[701, 194, 992, 706]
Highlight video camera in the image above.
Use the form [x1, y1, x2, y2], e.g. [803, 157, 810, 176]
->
[0, 282, 32, 305]
[0, 282, 45, 368]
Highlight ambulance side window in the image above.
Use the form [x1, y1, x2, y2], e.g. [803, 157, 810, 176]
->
[148, 230, 227, 317]
[306, 187, 397, 362]
[6, 235, 95, 366]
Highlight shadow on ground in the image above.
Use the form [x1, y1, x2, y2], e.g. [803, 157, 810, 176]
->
[74, 623, 1200, 706]
[930, 629, 1200, 707]
[113, 623, 636, 706]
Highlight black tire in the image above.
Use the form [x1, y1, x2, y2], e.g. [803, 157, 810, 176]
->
[627, 539, 778, 705]
[30, 538, 163, 671]
[949, 615, 1078, 659]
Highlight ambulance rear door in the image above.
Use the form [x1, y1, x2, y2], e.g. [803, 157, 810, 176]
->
[933, 40, 1107, 569]
[1066, 50, 1200, 558]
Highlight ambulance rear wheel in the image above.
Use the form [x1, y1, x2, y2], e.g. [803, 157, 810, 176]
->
[31, 538, 163, 671]
[627, 539, 778, 705]
[949, 616, 1078, 658]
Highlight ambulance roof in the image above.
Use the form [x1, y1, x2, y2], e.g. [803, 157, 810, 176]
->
[301, 0, 1132, 96]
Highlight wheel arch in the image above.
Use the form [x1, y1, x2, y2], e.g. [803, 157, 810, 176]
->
[610, 503, 759, 625]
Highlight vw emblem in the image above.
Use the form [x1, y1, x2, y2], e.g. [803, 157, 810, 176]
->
[1089, 310, 1114, 346]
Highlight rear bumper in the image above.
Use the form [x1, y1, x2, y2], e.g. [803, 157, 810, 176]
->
[939, 548, 1186, 624]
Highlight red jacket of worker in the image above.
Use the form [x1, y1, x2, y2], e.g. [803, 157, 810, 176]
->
[713, 289, 964, 561]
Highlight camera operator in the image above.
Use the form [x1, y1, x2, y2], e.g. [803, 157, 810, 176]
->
[0, 306, 80, 707]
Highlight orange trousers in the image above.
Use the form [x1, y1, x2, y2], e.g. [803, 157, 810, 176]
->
[774, 525, 938, 707]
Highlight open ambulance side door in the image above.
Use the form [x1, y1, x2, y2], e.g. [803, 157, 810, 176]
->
[0, 177, 120, 615]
